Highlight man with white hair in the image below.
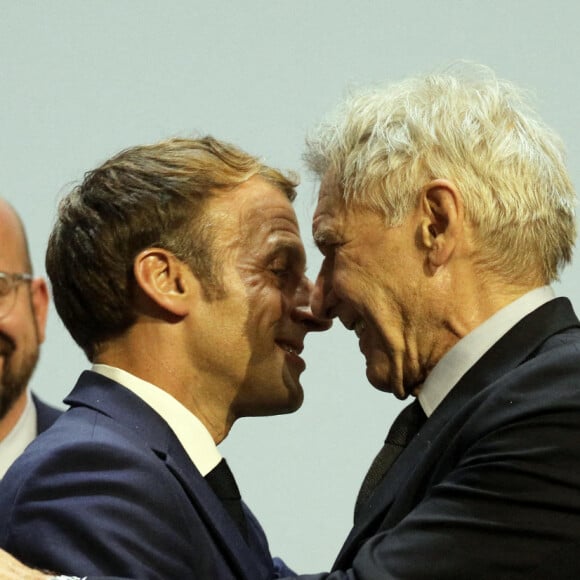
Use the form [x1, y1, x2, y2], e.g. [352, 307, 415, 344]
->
[303, 64, 580, 578]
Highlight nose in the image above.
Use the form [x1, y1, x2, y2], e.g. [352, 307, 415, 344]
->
[310, 260, 337, 321]
[291, 276, 332, 332]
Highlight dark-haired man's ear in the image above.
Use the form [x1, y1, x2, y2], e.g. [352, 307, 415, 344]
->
[133, 248, 194, 318]
[420, 179, 464, 272]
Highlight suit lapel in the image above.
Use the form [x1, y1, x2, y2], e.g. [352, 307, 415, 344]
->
[33, 395, 61, 433]
[162, 437, 273, 580]
[65, 372, 272, 580]
[334, 298, 580, 569]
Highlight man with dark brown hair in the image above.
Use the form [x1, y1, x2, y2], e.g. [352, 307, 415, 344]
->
[0, 137, 329, 580]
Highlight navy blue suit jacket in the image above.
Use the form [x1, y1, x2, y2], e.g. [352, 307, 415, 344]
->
[296, 297, 580, 579]
[32, 394, 61, 433]
[0, 373, 287, 580]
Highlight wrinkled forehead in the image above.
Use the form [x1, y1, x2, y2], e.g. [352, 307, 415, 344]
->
[210, 177, 304, 253]
[240, 197, 304, 257]
[238, 178, 299, 225]
[244, 203, 306, 273]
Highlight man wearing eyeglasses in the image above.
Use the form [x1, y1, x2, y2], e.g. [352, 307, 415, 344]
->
[0, 198, 60, 478]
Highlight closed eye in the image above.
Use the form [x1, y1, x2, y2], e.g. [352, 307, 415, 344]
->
[317, 241, 342, 259]
[270, 268, 290, 277]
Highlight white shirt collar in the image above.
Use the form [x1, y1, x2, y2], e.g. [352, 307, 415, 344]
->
[418, 286, 556, 417]
[0, 389, 37, 479]
[91, 364, 222, 476]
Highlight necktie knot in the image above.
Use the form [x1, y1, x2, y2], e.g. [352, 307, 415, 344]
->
[206, 458, 241, 500]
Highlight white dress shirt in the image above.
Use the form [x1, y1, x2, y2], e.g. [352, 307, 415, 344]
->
[0, 389, 37, 479]
[417, 286, 556, 417]
[92, 363, 222, 476]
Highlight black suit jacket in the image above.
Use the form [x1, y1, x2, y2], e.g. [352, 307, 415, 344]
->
[297, 297, 580, 579]
[0, 373, 287, 579]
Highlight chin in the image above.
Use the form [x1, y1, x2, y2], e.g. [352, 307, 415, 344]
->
[241, 385, 304, 418]
[366, 364, 396, 395]
[271, 384, 304, 415]
[272, 400, 303, 416]
[246, 400, 303, 418]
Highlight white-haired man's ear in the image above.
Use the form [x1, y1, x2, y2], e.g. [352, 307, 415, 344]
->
[420, 179, 464, 272]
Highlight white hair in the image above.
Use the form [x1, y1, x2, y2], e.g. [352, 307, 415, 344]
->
[304, 63, 576, 283]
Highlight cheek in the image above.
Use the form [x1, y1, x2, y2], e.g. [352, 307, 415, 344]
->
[334, 264, 371, 304]
[334, 251, 370, 288]
[240, 274, 284, 328]
[328, 258, 350, 292]
[0, 310, 28, 343]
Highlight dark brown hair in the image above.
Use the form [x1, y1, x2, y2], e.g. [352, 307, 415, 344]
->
[46, 136, 297, 360]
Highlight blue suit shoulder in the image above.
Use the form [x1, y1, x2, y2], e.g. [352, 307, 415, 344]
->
[1, 378, 278, 580]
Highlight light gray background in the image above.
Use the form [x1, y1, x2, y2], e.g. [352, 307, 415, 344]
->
[1, 1, 579, 573]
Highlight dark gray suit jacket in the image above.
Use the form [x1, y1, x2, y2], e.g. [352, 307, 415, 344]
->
[297, 297, 580, 579]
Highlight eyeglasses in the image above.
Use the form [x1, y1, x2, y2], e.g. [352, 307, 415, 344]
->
[0, 271, 32, 320]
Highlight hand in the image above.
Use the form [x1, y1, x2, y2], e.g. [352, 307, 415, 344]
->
[0, 548, 50, 579]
